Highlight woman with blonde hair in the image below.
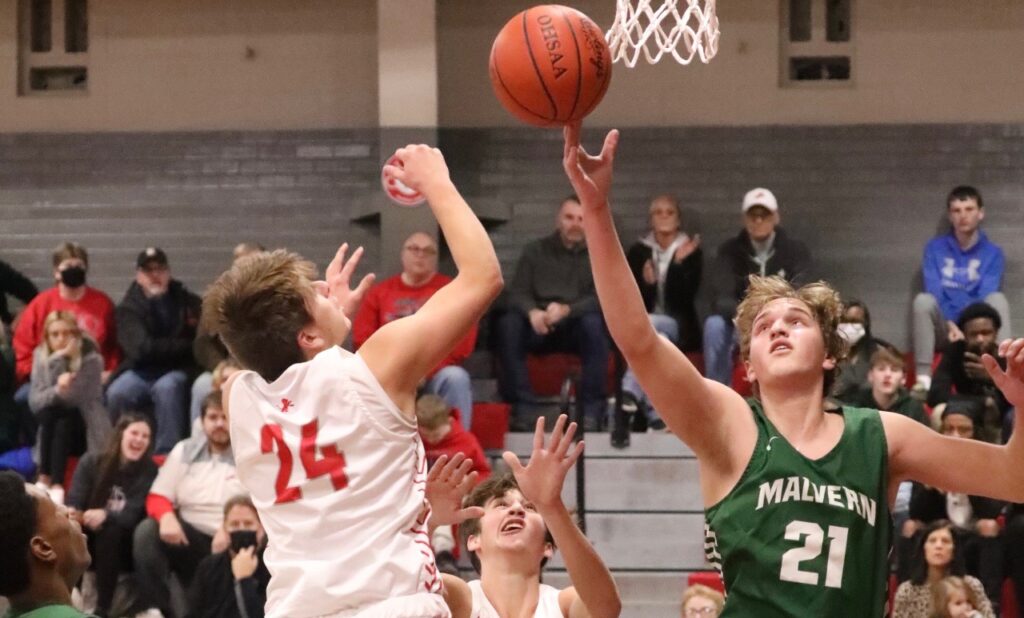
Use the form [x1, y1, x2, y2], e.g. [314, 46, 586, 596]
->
[681, 583, 724, 617]
[29, 310, 110, 501]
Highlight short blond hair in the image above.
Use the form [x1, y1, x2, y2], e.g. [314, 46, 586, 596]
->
[735, 276, 848, 395]
[202, 250, 316, 382]
[681, 584, 724, 615]
[416, 394, 451, 430]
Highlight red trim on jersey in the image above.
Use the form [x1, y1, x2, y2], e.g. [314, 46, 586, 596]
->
[146, 493, 174, 521]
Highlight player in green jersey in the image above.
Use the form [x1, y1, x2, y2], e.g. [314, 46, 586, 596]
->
[561, 123, 1024, 617]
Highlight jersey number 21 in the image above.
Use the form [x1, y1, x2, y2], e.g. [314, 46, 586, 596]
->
[779, 520, 849, 588]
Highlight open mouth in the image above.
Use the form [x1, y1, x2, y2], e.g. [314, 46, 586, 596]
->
[770, 340, 792, 354]
[500, 518, 525, 535]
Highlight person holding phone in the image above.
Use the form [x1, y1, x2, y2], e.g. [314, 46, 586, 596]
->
[186, 494, 270, 618]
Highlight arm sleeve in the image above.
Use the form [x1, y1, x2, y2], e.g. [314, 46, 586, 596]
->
[146, 493, 175, 521]
[625, 243, 656, 311]
[146, 442, 187, 517]
[28, 353, 63, 413]
[967, 577, 996, 618]
[351, 286, 382, 350]
[66, 453, 96, 511]
[508, 248, 539, 316]
[976, 246, 1004, 300]
[62, 353, 102, 407]
[236, 576, 265, 618]
[13, 302, 42, 382]
[921, 240, 944, 299]
[926, 349, 957, 408]
[0, 261, 39, 305]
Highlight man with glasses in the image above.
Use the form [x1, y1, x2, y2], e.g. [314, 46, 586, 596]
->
[703, 188, 812, 385]
[106, 248, 201, 454]
[352, 232, 478, 427]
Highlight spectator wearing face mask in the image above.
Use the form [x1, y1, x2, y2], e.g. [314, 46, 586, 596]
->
[13, 243, 120, 394]
[186, 494, 270, 618]
[831, 300, 892, 402]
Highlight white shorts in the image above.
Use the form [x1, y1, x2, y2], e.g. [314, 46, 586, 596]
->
[322, 593, 451, 618]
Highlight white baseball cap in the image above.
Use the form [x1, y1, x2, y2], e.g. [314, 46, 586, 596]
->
[742, 188, 778, 213]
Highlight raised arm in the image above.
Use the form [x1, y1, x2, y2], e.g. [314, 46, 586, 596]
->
[887, 338, 1024, 502]
[503, 416, 621, 618]
[562, 123, 755, 488]
[359, 145, 503, 412]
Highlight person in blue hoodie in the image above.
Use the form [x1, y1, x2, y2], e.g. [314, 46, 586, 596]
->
[913, 186, 1011, 390]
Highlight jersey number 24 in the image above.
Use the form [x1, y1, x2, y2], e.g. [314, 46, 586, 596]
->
[260, 420, 348, 504]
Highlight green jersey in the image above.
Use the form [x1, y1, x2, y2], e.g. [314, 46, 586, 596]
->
[704, 400, 891, 617]
[4, 605, 96, 618]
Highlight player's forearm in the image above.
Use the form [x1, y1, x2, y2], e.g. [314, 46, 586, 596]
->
[538, 501, 621, 618]
[424, 182, 503, 292]
[580, 201, 661, 358]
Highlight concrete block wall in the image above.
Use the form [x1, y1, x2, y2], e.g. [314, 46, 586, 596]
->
[1, 124, 1022, 350]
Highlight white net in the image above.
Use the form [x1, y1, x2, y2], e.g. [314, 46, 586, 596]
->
[605, 0, 720, 67]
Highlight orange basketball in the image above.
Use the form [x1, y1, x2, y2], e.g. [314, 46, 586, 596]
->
[489, 5, 613, 128]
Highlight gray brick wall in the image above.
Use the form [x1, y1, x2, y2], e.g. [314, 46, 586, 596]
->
[1, 124, 1021, 352]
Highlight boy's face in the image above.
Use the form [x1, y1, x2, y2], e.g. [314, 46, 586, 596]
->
[303, 280, 352, 352]
[25, 483, 91, 586]
[420, 421, 452, 446]
[746, 298, 833, 388]
[467, 488, 551, 568]
[963, 317, 997, 352]
[942, 413, 975, 440]
[948, 197, 983, 237]
[868, 362, 903, 398]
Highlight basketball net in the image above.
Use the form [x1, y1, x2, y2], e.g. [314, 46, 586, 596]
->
[605, 0, 720, 67]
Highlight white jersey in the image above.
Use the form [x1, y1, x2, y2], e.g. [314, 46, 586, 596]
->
[468, 580, 564, 618]
[229, 347, 441, 618]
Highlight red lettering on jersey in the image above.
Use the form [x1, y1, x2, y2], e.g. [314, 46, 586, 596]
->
[260, 419, 349, 503]
[280, 398, 293, 413]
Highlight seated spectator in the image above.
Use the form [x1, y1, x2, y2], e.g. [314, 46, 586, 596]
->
[132, 390, 244, 618]
[29, 311, 111, 503]
[66, 414, 158, 618]
[841, 345, 927, 425]
[107, 248, 201, 455]
[13, 242, 119, 392]
[927, 302, 1010, 441]
[0, 327, 35, 478]
[681, 583, 723, 617]
[0, 256, 38, 333]
[832, 300, 891, 401]
[703, 188, 811, 385]
[897, 405, 1004, 611]
[450, 417, 621, 617]
[353, 232, 479, 426]
[416, 393, 490, 576]
[497, 196, 609, 431]
[186, 494, 270, 618]
[913, 186, 1011, 389]
[1003, 502, 1024, 613]
[189, 242, 265, 428]
[932, 576, 988, 618]
[0, 470, 94, 618]
[893, 520, 994, 618]
[624, 194, 702, 430]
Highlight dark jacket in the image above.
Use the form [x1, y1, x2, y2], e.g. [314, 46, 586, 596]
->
[193, 322, 229, 373]
[115, 280, 201, 379]
[909, 482, 1004, 525]
[626, 239, 702, 351]
[0, 259, 38, 326]
[66, 451, 158, 530]
[187, 549, 270, 618]
[843, 386, 928, 426]
[927, 340, 1011, 416]
[708, 227, 812, 319]
[509, 232, 598, 317]
[0, 337, 23, 453]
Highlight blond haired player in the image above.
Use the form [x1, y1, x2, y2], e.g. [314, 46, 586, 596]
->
[203, 144, 502, 617]
[562, 122, 1024, 617]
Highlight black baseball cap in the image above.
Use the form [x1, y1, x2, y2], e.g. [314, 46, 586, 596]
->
[136, 247, 169, 269]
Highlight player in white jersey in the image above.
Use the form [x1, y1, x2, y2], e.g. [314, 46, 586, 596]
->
[202, 144, 503, 618]
[446, 415, 621, 618]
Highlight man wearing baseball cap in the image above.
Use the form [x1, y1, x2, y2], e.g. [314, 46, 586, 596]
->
[106, 248, 202, 454]
[702, 188, 813, 385]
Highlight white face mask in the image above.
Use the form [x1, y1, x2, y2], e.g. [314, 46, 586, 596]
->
[837, 322, 866, 345]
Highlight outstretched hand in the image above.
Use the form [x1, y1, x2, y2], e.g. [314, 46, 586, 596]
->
[383, 144, 452, 199]
[562, 121, 619, 208]
[425, 453, 485, 526]
[326, 243, 375, 318]
[982, 338, 1024, 409]
[502, 414, 584, 511]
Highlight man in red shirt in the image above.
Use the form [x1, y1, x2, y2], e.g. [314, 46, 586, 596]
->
[13, 243, 120, 391]
[352, 231, 478, 427]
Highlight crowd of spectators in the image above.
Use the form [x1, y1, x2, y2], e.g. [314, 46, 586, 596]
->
[0, 182, 1018, 616]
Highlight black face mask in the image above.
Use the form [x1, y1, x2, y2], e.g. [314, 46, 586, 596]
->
[230, 530, 259, 553]
[59, 266, 86, 289]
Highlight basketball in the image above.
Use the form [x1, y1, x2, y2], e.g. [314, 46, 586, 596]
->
[489, 5, 613, 128]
